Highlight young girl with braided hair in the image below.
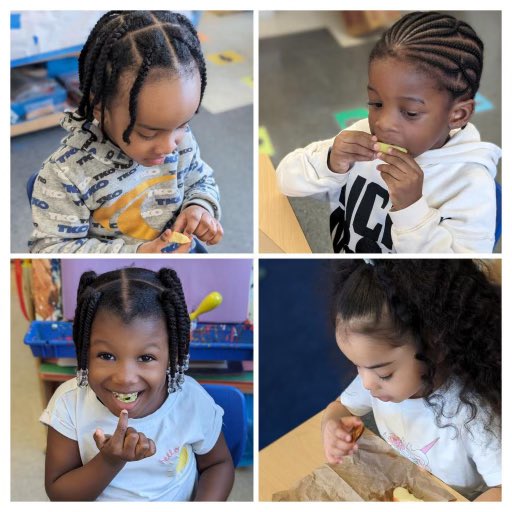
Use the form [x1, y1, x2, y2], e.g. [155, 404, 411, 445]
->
[277, 11, 501, 253]
[322, 259, 501, 501]
[41, 267, 234, 501]
[30, 11, 222, 253]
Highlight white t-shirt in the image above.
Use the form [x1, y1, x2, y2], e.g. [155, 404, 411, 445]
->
[340, 376, 501, 500]
[40, 376, 223, 501]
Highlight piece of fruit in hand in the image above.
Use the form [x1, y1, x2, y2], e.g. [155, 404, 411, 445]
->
[169, 231, 190, 244]
[377, 142, 408, 154]
[351, 423, 365, 442]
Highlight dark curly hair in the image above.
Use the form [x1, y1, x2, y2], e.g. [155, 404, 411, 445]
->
[75, 10, 206, 144]
[73, 267, 190, 390]
[331, 259, 501, 438]
[370, 11, 484, 100]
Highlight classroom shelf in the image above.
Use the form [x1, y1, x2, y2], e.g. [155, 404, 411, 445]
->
[24, 320, 254, 361]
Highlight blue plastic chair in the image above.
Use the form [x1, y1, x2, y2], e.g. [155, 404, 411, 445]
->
[26, 170, 38, 202]
[495, 181, 502, 247]
[26, 170, 208, 253]
[202, 383, 247, 468]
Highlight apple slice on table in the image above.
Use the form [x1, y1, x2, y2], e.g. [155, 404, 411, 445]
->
[392, 487, 424, 501]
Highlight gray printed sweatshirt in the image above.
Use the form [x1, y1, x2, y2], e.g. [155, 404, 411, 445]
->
[29, 112, 221, 253]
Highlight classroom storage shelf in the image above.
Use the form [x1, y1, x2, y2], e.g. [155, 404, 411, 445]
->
[24, 320, 254, 361]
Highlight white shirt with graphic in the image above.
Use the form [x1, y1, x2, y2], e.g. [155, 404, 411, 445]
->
[277, 119, 501, 253]
[340, 376, 501, 500]
[40, 376, 223, 501]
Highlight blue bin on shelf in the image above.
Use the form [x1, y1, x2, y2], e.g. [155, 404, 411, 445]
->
[24, 321, 75, 358]
[24, 320, 253, 362]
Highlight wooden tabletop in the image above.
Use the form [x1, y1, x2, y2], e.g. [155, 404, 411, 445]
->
[259, 411, 468, 502]
[258, 153, 311, 253]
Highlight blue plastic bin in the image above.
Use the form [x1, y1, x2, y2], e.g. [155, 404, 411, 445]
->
[24, 320, 253, 361]
[23, 321, 75, 358]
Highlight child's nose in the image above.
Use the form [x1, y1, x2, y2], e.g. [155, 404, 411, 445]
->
[375, 108, 399, 134]
[359, 369, 379, 393]
[156, 133, 179, 155]
[111, 362, 139, 386]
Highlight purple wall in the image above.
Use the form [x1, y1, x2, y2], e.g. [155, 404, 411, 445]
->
[61, 259, 252, 323]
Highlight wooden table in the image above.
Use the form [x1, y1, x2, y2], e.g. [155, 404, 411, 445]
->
[258, 153, 311, 253]
[259, 411, 468, 502]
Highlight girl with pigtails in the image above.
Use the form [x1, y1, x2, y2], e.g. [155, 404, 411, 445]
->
[322, 259, 501, 500]
[41, 267, 234, 501]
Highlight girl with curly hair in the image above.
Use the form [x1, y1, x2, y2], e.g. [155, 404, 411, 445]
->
[322, 259, 501, 501]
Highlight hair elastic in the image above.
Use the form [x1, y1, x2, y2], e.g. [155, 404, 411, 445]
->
[76, 368, 89, 388]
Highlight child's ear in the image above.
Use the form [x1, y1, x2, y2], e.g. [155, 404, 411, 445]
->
[92, 102, 102, 123]
[448, 99, 475, 130]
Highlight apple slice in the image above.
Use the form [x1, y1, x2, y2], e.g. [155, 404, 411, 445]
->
[169, 231, 191, 244]
[351, 423, 365, 442]
[392, 487, 423, 501]
[377, 142, 408, 154]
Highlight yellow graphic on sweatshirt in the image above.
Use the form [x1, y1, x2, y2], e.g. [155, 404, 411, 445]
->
[92, 175, 175, 240]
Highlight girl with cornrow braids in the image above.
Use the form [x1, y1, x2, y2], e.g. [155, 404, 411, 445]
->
[278, 11, 501, 254]
[41, 267, 234, 501]
[30, 11, 223, 254]
[322, 259, 501, 501]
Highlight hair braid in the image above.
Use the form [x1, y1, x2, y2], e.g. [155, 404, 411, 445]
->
[161, 20, 208, 103]
[370, 11, 484, 99]
[158, 269, 191, 369]
[78, 29, 113, 120]
[73, 287, 102, 372]
[78, 12, 123, 88]
[159, 290, 179, 380]
[122, 49, 153, 143]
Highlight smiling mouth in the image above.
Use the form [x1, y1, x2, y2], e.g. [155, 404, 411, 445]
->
[112, 391, 142, 403]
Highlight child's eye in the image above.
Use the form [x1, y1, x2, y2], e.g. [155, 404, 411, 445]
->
[139, 354, 156, 362]
[403, 111, 419, 119]
[137, 132, 157, 141]
[367, 101, 382, 108]
[379, 373, 393, 381]
[98, 352, 115, 361]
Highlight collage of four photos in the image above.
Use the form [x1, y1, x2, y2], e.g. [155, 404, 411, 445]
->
[9, 8, 503, 505]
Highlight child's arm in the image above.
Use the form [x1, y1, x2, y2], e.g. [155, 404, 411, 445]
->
[376, 147, 496, 253]
[321, 400, 363, 464]
[276, 131, 376, 197]
[45, 410, 155, 501]
[172, 131, 223, 245]
[474, 486, 501, 501]
[180, 131, 221, 220]
[194, 433, 234, 501]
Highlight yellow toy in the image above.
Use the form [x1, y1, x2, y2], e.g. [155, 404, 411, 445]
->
[189, 292, 223, 321]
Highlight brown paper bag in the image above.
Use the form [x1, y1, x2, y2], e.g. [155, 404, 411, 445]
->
[273, 431, 458, 501]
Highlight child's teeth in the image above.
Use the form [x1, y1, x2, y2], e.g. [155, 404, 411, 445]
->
[113, 392, 139, 403]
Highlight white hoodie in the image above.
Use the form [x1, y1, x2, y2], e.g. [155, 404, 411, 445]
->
[276, 119, 501, 253]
